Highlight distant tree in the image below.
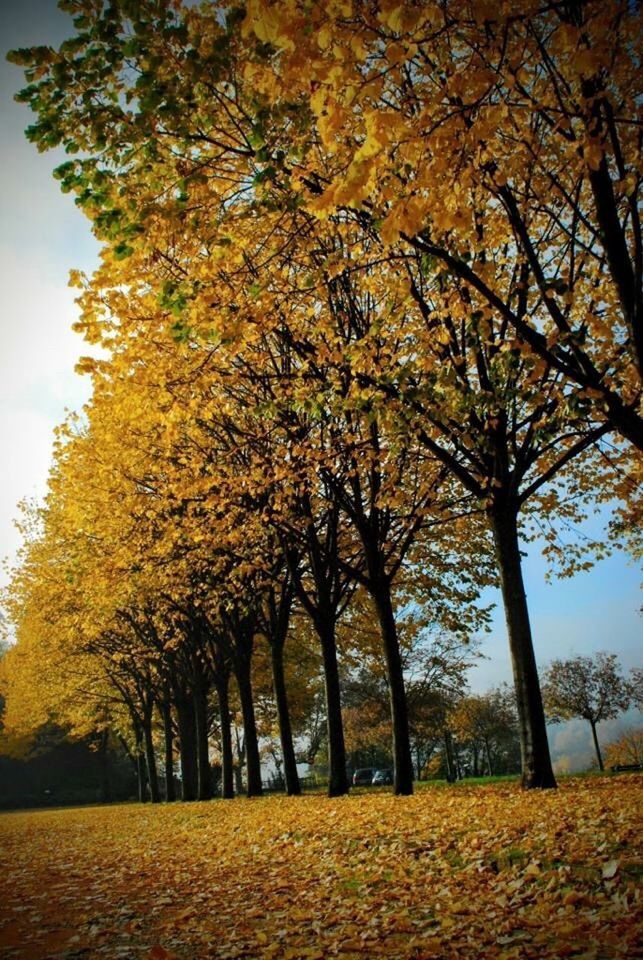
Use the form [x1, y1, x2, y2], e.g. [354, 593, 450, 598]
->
[341, 655, 397, 773]
[404, 636, 478, 781]
[451, 687, 520, 777]
[542, 653, 632, 771]
[408, 687, 456, 781]
[604, 727, 643, 769]
[340, 608, 479, 780]
[629, 668, 643, 711]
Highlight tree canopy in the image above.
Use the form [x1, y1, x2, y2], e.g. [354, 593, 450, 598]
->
[542, 652, 633, 770]
[2, 0, 641, 795]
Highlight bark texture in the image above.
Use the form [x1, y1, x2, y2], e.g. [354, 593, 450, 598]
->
[491, 505, 557, 789]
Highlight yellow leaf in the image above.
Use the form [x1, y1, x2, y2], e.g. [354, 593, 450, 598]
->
[317, 24, 333, 50]
[378, 4, 405, 32]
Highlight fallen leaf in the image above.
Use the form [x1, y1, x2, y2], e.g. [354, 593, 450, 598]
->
[601, 860, 619, 880]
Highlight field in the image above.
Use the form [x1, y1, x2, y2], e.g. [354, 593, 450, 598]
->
[0, 777, 641, 960]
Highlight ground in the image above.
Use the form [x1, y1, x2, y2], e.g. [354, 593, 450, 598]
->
[0, 776, 641, 960]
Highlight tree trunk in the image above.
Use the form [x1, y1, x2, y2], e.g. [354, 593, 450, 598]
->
[484, 737, 494, 777]
[233, 726, 245, 794]
[316, 615, 349, 797]
[131, 717, 148, 802]
[118, 734, 136, 770]
[176, 697, 198, 801]
[216, 675, 234, 799]
[160, 700, 176, 802]
[98, 729, 112, 803]
[194, 682, 213, 801]
[453, 739, 462, 780]
[234, 762, 244, 795]
[589, 719, 604, 771]
[491, 506, 557, 789]
[142, 712, 161, 803]
[443, 729, 455, 783]
[370, 575, 414, 796]
[604, 393, 643, 452]
[136, 748, 148, 802]
[235, 660, 263, 797]
[270, 641, 301, 796]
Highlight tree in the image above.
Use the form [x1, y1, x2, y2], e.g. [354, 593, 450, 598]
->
[604, 727, 643, 769]
[6, 0, 635, 795]
[629, 667, 643, 711]
[237, 0, 643, 449]
[542, 652, 632, 770]
[451, 687, 520, 777]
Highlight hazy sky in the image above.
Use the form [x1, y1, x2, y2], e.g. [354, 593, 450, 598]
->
[0, 1, 640, 766]
[0, 0, 99, 582]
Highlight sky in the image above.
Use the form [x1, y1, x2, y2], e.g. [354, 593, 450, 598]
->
[0, 1, 640, 770]
[0, 0, 99, 582]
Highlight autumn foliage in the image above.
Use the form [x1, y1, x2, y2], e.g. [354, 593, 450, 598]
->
[604, 728, 643, 770]
[1, 6, 642, 958]
[1, 777, 641, 959]
[1, 0, 641, 801]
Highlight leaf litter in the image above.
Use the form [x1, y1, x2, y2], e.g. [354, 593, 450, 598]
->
[0, 776, 640, 959]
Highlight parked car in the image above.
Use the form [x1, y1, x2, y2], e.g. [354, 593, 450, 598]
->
[372, 769, 393, 786]
[352, 767, 376, 786]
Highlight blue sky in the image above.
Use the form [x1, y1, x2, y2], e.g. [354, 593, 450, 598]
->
[1, 1, 640, 769]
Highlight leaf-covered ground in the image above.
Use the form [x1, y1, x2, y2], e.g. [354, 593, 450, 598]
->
[0, 777, 641, 960]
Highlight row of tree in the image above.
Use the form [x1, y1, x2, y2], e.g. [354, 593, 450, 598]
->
[1, 0, 641, 794]
[2, 635, 637, 806]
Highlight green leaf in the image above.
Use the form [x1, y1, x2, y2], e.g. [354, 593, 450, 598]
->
[113, 242, 134, 260]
